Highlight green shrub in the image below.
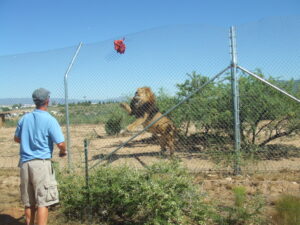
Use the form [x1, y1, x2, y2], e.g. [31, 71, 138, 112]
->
[4, 119, 18, 127]
[274, 194, 300, 225]
[58, 161, 211, 224]
[105, 116, 122, 135]
[215, 186, 265, 225]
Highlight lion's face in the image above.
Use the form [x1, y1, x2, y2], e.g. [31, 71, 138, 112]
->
[130, 87, 155, 116]
[133, 87, 155, 106]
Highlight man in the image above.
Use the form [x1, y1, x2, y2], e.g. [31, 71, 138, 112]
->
[14, 88, 67, 225]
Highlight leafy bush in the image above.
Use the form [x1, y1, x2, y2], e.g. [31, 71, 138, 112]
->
[58, 161, 211, 224]
[105, 116, 122, 135]
[273, 194, 300, 225]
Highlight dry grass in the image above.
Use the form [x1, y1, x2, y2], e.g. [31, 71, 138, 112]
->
[0, 124, 300, 224]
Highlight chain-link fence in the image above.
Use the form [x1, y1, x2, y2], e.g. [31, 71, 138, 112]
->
[0, 17, 299, 174]
[1, 16, 300, 225]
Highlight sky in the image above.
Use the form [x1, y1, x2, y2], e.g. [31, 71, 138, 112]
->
[1, 0, 300, 55]
[0, 0, 300, 101]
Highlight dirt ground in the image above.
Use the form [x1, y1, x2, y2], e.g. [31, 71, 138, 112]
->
[1, 124, 299, 224]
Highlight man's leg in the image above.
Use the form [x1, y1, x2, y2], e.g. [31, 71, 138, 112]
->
[31, 160, 58, 225]
[37, 206, 49, 225]
[21, 162, 36, 225]
[24, 206, 36, 225]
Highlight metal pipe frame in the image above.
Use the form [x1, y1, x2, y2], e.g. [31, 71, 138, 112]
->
[64, 42, 83, 170]
[237, 65, 300, 104]
[230, 26, 242, 175]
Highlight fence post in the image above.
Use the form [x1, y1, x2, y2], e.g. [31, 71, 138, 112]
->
[84, 139, 92, 222]
[84, 139, 89, 192]
[64, 42, 83, 170]
[84, 139, 90, 194]
[229, 26, 242, 175]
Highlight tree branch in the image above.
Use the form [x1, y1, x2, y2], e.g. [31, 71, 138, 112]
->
[259, 128, 296, 147]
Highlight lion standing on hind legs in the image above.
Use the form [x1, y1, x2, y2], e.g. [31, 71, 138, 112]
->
[120, 87, 176, 156]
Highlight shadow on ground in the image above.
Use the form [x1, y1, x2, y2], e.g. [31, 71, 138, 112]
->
[0, 214, 23, 225]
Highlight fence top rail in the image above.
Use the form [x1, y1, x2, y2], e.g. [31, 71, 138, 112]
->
[237, 65, 300, 104]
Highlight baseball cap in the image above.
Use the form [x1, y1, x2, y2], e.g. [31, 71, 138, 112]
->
[32, 88, 50, 106]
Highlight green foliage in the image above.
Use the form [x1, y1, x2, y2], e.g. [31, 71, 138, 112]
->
[45, 70, 299, 150]
[239, 70, 300, 146]
[1, 107, 10, 112]
[59, 161, 211, 224]
[105, 115, 122, 135]
[215, 186, 265, 225]
[42, 69, 300, 160]
[74, 101, 92, 106]
[3, 119, 18, 127]
[233, 186, 247, 208]
[274, 194, 300, 225]
[175, 71, 233, 138]
[57, 174, 86, 216]
[156, 88, 181, 126]
[12, 104, 22, 109]
[172, 70, 300, 151]
[55, 102, 127, 125]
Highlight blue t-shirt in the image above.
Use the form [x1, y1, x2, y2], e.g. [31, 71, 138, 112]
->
[15, 109, 65, 163]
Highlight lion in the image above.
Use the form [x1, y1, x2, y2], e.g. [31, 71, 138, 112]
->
[120, 87, 176, 155]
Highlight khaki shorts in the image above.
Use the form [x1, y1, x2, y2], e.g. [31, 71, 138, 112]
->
[20, 159, 59, 207]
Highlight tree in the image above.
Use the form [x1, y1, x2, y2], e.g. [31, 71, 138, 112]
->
[156, 88, 180, 125]
[173, 70, 300, 150]
[175, 71, 233, 138]
[239, 70, 300, 147]
[12, 104, 22, 109]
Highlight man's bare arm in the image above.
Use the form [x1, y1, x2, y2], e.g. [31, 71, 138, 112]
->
[57, 142, 67, 157]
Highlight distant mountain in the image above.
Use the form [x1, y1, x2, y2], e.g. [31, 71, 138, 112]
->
[0, 98, 67, 105]
[0, 97, 126, 106]
[0, 98, 62, 105]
